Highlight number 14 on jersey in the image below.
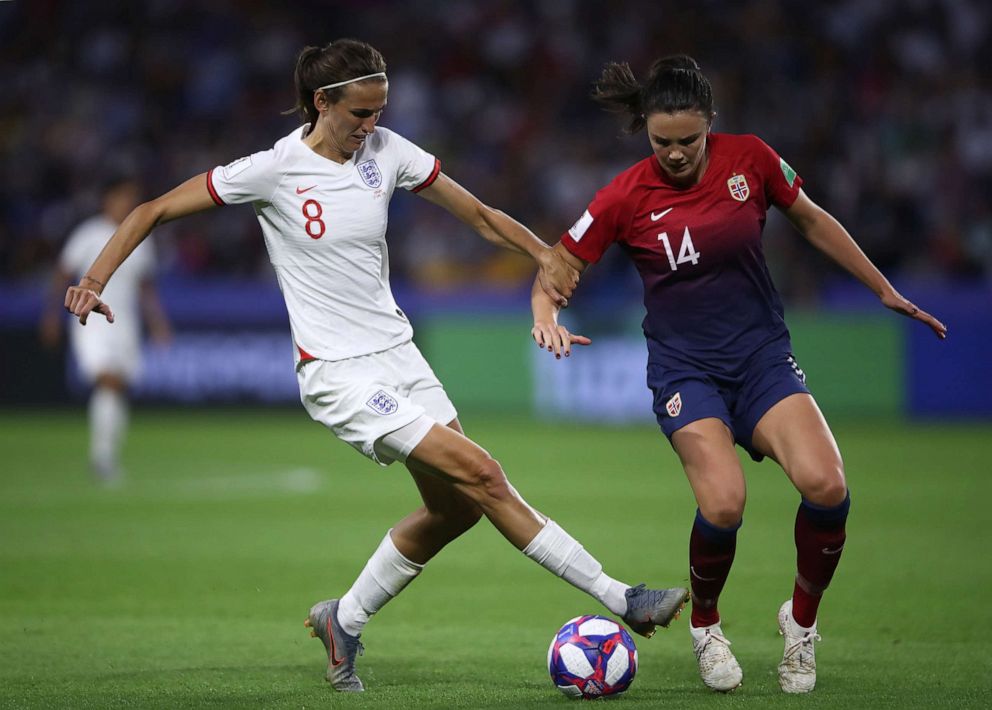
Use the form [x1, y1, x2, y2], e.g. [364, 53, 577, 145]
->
[658, 227, 700, 271]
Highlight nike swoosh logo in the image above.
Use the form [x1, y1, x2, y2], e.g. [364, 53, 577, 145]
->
[650, 207, 673, 221]
[822, 545, 845, 555]
[296, 185, 317, 194]
[690, 565, 720, 582]
[328, 619, 345, 666]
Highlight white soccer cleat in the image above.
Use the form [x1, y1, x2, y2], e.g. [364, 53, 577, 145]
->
[690, 622, 742, 692]
[777, 599, 821, 693]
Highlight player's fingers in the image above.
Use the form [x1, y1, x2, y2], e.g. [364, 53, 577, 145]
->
[557, 326, 572, 358]
[550, 328, 564, 359]
[570, 334, 592, 346]
[915, 309, 947, 339]
[67, 288, 105, 326]
[66, 292, 88, 322]
[65, 287, 84, 313]
[901, 301, 947, 339]
[534, 324, 562, 353]
[99, 303, 115, 323]
[538, 272, 569, 308]
[531, 325, 547, 349]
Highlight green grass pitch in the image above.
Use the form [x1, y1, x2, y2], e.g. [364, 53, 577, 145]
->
[1, 409, 989, 708]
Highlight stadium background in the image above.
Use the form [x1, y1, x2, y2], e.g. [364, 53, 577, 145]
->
[1, 0, 989, 417]
[1, 3, 990, 708]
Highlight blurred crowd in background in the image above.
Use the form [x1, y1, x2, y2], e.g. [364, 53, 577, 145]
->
[2, 0, 990, 305]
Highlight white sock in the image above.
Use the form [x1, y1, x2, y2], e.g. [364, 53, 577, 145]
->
[523, 520, 629, 615]
[337, 530, 424, 636]
[89, 387, 127, 474]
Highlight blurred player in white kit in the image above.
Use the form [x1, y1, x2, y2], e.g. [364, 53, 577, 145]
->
[41, 176, 171, 484]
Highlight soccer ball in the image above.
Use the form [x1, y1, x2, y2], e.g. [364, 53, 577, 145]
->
[547, 615, 638, 699]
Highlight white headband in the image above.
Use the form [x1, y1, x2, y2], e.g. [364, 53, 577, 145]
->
[317, 72, 387, 91]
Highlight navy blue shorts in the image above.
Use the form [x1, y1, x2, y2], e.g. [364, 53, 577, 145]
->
[646, 339, 810, 461]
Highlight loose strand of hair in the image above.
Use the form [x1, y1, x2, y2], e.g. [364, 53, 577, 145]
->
[591, 61, 646, 134]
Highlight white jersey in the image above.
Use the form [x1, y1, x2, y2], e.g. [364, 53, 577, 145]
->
[207, 125, 440, 362]
[59, 214, 156, 381]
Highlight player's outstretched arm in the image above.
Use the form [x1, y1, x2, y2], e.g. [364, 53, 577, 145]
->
[531, 242, 592, 359]
[416, 173, 579, 306]
[65, 173, 219, 326]
[784, 190, 948, 339]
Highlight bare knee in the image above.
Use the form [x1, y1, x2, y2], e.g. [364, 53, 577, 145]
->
[698, 496, 745, 528]
[463, 455, 514, 506]
[795, 460, 847, 506]
[688, 470, 746, 528]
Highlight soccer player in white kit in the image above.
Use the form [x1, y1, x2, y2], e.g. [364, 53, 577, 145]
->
[64, 39, 689, 691]
[41, 177, 171, 484]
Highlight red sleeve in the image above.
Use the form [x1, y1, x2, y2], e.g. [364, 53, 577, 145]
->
[753, 136, 803, 209]
[560, 184, 623, 265]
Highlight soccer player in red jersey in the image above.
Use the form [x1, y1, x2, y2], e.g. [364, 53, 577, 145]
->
[532, 55, 947, 694]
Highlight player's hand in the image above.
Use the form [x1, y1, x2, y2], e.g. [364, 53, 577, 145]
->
[880, 289, 947, 339]
[64, 285, 115, 326]
[537, 249, 580, 308]
[532, 320, 591, 359]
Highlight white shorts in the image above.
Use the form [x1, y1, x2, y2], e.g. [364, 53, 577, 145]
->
[297, 340, 458, 466]
[68, 318, 142, 384]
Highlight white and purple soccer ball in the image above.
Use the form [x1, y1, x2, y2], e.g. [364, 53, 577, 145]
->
[548, 615, 638, 699]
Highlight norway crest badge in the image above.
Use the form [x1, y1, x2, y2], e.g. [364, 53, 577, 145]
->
[665, 392, 682, 417]
[727, 173, 749, 202]
[357, 159, 382, 188]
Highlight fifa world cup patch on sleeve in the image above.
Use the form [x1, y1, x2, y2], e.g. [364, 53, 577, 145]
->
[568, 210, 594, 242]
[222, 156, 252, 179]
[366, 390, 398, 415]
[665, 392, 682, 417]
[780, 158, 797, 187]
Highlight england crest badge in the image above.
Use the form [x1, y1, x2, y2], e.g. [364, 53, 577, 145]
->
[665, 392, 682, 417]
[727, 173, 749, 202]
[366, 390, 398, 415]
[357, 159, 382, 188]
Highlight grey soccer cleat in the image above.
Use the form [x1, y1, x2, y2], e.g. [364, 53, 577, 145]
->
[304, 599, 365, 692]
[621, 583, 690, 637]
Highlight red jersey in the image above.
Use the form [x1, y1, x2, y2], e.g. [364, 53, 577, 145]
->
[563, 133, 803, 374]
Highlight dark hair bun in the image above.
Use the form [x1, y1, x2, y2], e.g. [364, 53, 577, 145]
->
[649, 54, 701, 78]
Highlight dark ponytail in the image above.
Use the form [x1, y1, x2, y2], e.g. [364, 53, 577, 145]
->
[288, 39, 387, 132]
[592, 54, 714, 134]
[591, 62, 645, 133]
